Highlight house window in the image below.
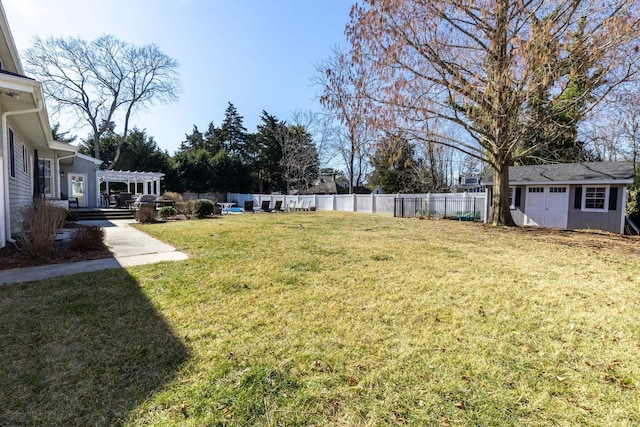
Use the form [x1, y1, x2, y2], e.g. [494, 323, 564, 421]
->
[22, 145, 28, 174]
[9, 130, 15, 178]
[38, 158, 53, 196]
[582, 186, 608, 211]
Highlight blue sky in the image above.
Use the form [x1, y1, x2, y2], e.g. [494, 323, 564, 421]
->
[3, 0, 353, 154]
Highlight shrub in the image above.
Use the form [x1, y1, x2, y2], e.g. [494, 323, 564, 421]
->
[135, 204, 157, 223]
[66, 211, 79, 222]
[193, 199, 214, 218]
[69, 225, 105, 250]
[158, 206, 177, 219]
[18, 198, 67, 259]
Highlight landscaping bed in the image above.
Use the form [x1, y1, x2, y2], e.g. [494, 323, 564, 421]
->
[0, 222, 112, 271]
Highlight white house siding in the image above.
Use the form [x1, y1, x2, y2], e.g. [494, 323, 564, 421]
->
[567, 186, 625, 233]
[7, 129, 32, 234]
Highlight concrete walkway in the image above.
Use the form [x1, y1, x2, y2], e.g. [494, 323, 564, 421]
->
[0, 219, 188, 285]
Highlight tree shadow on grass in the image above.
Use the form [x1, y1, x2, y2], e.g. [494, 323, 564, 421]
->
[0, 269, 189, 425]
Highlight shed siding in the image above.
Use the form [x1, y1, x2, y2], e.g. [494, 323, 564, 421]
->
[511, 186, 526, 226]
[8, 130, 32, 234]
[567, 186, 625, 233]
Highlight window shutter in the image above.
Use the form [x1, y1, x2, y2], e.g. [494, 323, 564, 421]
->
[574, 187, 582, 209]
[608, 187, 618, 211]
[515, 188, 522, 208]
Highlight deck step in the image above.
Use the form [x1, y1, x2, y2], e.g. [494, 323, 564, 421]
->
[71, 209, 135, 221]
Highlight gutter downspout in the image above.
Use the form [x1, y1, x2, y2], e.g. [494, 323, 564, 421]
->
[1, 101, 43, 247]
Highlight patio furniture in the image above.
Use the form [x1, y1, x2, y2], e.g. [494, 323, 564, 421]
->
[217, 202, 235, 214]
[287, 200, 296, 212]
[259, 200, 273, 212]
[155, 199, 176, 208]
[117, 193, 132, 208]
[243, 200, 254, 213]
[131, 194, 156, 209]
[272, 200, 283, 212]
[100, 193, 110, 208]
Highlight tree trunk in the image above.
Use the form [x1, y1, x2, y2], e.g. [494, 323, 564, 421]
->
[93, 134, 100, 161]
[488, 166, 516, 226]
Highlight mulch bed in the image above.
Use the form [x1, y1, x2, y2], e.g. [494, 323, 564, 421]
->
[0, 223, 113, 272]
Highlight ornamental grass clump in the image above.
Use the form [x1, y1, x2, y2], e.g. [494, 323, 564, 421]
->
[175, 200, 194, 218]
[18, 197, 67, 259]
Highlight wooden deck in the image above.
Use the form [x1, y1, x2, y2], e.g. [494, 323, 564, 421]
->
[71, 208, 135, 221]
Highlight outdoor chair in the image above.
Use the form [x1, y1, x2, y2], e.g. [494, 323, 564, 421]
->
[293, 200, 304, 211]
[287, 200, 296, 212]
[131, 194, 156, 209]
[301, 200, 311, 211]
[117, 192, 132, 208]
[272, 200, 283, 212]
[243, 200, 254, 213]
[259, 200, 273, 212]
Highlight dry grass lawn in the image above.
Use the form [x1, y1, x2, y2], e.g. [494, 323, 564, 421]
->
[1, 212, 639, 426]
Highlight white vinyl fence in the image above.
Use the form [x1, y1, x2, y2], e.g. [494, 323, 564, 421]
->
[227, 192, 488, 221]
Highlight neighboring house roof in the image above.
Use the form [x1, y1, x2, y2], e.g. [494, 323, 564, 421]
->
[307, 175, 338, 194]
[484, 162, 635, 186]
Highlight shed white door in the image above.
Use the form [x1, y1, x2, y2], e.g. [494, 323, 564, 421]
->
[525, 186, 569, 229]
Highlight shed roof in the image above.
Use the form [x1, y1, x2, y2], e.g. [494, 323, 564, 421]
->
[484, 161, 635, 186]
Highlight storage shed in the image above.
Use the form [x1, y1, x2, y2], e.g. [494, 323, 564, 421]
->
[484, 162, 635, 234]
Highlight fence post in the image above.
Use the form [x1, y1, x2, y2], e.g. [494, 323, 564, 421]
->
[353, 193, 357, 212]
[371, 193, 376, 214]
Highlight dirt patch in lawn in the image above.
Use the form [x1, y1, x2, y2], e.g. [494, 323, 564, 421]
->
[484, 223, 640, 260]
[0, 223, 113, 271]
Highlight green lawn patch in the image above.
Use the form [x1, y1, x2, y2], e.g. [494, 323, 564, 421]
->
[1, 212, 639, 425]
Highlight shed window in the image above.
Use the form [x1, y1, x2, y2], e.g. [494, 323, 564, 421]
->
[528, 187, 544, 193]
[550, 187, 566, 193]
[582, 186, 608, 212]
[508, 187, 517, 209]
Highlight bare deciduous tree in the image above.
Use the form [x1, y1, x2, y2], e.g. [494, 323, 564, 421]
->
[25, 35, 179, 166]
[347, 0, 640, 225]
[317, 47, 375, 194]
